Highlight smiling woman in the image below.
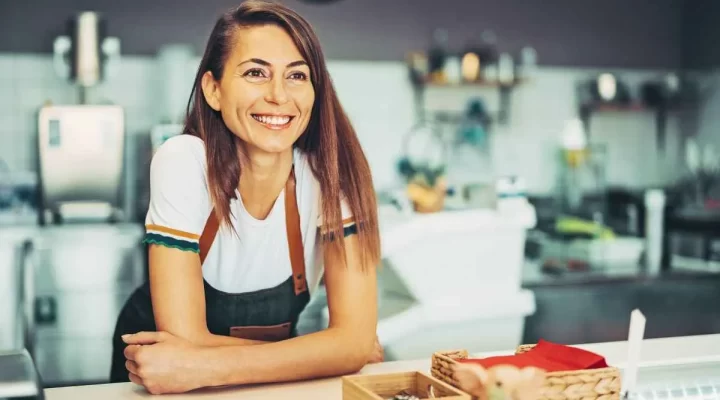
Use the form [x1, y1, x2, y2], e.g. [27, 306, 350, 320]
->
[201, 26, 316, 157]
[108, 0, 382, 395]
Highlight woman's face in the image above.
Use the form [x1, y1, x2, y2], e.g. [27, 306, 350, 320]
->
[202, 24, 315, 154]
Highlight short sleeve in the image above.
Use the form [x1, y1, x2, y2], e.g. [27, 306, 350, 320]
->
[143, 136, 211, 253]
[317, 192, 357, 238]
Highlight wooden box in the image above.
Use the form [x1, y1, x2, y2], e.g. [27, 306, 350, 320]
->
[342, 371, 471, 399]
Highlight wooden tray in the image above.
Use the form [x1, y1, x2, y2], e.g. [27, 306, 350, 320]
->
[343, 371, 471, 399]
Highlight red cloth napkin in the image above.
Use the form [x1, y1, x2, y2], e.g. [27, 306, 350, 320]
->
[458, 339, 609, 372]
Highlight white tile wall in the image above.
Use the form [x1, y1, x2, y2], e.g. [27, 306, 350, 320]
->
[0, 52, 709, 195]
[0, 53, 161, 173]
[696, 70, 720, 151]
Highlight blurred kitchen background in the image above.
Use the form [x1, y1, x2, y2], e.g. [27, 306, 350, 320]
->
[1, 0, 719, 389]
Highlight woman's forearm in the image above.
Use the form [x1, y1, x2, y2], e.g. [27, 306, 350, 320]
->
[199, 333, 267, 347]
[202, 327, 374, 387]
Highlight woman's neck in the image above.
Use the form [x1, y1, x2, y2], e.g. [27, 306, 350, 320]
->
[237, 144, 293, 220]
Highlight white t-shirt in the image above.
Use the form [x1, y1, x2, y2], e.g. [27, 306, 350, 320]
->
[143, 135, 354, 296]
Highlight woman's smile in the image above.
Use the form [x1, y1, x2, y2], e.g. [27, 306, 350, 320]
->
[251, 113, 296, 130]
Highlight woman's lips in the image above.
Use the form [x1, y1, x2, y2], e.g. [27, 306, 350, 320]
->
[251, 114, 295, 130]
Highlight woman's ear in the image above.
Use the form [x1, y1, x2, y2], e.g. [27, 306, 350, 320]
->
[201, 71, 222, 111]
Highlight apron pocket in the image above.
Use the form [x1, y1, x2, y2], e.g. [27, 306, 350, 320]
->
[229, 322, 291, 342]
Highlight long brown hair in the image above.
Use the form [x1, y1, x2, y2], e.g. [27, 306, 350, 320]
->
[183, 0, 380, 268]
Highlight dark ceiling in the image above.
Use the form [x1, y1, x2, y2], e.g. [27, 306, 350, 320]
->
[0, 0, 712, 69]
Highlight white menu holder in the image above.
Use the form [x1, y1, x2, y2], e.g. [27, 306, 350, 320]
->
[621, 309, 646, 399]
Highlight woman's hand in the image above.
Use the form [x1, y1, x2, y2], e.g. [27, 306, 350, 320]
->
[122, 331, 210, 394]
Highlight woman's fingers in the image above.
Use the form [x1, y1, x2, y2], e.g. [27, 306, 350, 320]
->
[128, 372, 144, 386]
[124, 344, 142, 361]
[125, 360, 139, 376]
[122, 331, 166, 345]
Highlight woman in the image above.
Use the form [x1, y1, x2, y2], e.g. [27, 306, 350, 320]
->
[110, 0, 381, 394]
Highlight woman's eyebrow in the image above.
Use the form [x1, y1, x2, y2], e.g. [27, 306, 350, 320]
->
[237, 58, 307, 68]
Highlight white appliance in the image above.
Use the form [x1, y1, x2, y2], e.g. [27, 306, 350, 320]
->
[320, 205, 537, 360]
[37, 105, 126, 224]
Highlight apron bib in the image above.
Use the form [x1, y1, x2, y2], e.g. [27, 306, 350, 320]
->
[109, 168, 310, 383]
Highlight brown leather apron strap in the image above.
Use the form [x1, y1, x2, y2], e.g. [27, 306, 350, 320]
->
[198, 167, 307, 295]
[284, 169, 307, 295]
[199, 209, 220, 265]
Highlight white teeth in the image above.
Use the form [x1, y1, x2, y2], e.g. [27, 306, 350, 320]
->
[253, 115, 291, 126]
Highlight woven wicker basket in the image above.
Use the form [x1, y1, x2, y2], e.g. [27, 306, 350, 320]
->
[431, 345, 622, 400]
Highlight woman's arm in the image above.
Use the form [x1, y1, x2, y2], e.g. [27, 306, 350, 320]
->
[148, 244, 266, 347]
[123, 233, 377, 393]
[137, 137, 267, 348]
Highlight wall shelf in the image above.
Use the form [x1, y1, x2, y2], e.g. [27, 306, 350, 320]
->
[578, 101, 687, 151]
[411, 77, 526, 125]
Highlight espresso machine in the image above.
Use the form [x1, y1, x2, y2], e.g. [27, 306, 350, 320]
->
[38, 11, 127, 224]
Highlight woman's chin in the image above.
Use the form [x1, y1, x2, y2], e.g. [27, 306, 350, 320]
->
[249, 139, 295, 155]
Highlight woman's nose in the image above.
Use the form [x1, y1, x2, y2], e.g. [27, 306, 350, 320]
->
[265, 78, 289, 105]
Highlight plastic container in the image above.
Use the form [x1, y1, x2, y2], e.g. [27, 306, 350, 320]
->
[380, 206, 536, 302]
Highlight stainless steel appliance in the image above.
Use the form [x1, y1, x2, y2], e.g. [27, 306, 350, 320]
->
[37, 105, 126, 224]
[31, 224, 144, 386]
[0, 349, 44, 400]
[39, 10, 126, 225]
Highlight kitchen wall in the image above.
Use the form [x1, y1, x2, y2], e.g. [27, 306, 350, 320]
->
[1, 0, 684, 69]
[681, 0, 720, 71]
[681, 0, 720, 151]
[0, 52, 688, 196]
[2, 0, 716, 199]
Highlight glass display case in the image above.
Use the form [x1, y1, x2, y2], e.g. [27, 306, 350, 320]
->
[634, 359, 720, 399]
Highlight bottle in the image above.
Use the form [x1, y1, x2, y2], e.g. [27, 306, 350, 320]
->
[477, 30, 498, 82]
[517, 46, 537, 81]
[427, 28, 449, 84]
[644, 189, 666, 274]
[497, 52, 515, 86]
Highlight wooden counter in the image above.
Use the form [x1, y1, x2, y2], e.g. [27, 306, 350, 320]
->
[45, 334, 720, 400]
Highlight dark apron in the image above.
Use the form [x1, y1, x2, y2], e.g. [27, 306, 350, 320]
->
[109, 169, 310, 383]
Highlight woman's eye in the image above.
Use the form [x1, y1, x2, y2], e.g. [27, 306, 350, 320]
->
[244, 69, 266, 78]
[288, 72, 308, 81]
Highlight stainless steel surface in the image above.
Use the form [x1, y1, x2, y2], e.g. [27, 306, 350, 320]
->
[31, 224, 144, 386]
[0, 349, 44, 399]
[37, 105, 125, 223]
